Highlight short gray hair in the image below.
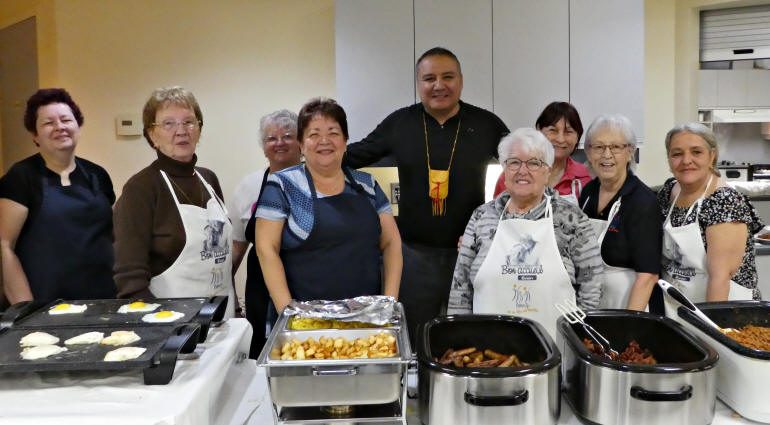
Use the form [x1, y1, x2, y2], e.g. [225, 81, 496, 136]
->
[664, 122, 719, 174]
[498, 128, 555, 167]
[259, 109, 298, 147]
[585, 114, 637, 171]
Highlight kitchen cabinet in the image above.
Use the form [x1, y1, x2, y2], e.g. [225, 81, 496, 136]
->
[699, 70, 770, 108]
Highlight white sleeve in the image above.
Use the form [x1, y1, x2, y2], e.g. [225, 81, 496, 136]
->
[228, 169, 266, 242]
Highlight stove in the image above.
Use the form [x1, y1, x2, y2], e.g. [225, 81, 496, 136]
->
[717, 161, 751, 181]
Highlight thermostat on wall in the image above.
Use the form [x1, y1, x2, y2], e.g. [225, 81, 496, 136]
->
[115, 114, 142, 136]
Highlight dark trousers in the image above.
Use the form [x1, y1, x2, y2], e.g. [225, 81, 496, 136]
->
[399, 242, 458, 349]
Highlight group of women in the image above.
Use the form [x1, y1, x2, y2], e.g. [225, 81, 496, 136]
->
[0, 89, 764, 353]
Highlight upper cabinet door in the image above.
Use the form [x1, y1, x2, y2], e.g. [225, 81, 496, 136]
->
[493, 0, 569, 130]
[335, 0, 415, 143]
[569, 0, 645, 142]
[414, 0, 493, 111]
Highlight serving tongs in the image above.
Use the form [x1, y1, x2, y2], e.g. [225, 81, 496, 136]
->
[657, 279, 739, 334]
[555, 299, 619, 360]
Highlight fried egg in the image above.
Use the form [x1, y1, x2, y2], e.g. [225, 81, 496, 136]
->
[64, 331, 104, 345]
[142, 310, 185, 323]
[20, 344, 67, 360]
[117, 301, 161, 313]
[19, 331, 59, 347]
[104, 346, 146, 362]
[48, 303, 87, 315]
[100, 330, 141, 346]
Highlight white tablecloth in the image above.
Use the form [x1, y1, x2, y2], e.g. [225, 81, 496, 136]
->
[242, 367, 766, 424]
[0, 318, 256, 425]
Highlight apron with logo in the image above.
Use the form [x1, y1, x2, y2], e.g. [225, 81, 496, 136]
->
[661, 177, 753, 317]
[151, 170, 235, 318]
[472, 196, 575, 339]
[584, 198, 638, 309]
[560, 179, 582, 206]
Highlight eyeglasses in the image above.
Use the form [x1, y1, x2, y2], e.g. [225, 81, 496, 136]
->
[588, 143, 629, 155]
[504, 158, 547, 171]
[264, 133, 296, 144]
[152, 119, 200, 132]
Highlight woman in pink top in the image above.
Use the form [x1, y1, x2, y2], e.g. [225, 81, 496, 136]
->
[494, 102, 590, 205]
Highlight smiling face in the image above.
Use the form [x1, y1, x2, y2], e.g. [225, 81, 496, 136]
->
[504, 144, 551, 205]
[262, 123, 301, 171]
[667, 132, 717, 188]
[301, 114, 346, 171]
[417, 54, 463, 120]
[32, 103, 80, 154]
[539, 118, 578, 162]
[148, 104, 200, 162]
[587, 128, 632, 183]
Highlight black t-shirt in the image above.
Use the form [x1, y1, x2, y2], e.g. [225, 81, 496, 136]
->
[344, 102, 509, 248]
[0, 153, 115, 235]
[579, 173, 662, 274]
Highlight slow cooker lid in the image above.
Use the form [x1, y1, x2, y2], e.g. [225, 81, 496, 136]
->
[418, 314, 560, 377]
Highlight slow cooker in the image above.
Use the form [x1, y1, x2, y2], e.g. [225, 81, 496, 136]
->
[418, 314, 561, 425]
[677, 301, 770, 423]
[557, 310, 718, 425]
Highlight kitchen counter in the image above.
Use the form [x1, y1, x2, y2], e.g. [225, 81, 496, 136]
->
[239, 368, 768, 424]
[0, 318, 255, 425]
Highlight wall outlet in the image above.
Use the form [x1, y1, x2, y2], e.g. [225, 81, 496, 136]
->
[390, 182, 400, 205]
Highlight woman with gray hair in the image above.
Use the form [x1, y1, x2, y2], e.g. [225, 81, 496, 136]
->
[114, 86, 236, 317]
[228, 109, 301, 358]
[657, 123, 763, 316]
[579, 114, 661, 311]
[448, 128, 603, 339]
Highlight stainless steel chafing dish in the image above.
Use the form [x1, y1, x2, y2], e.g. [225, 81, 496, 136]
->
[257, 302, 412, 424]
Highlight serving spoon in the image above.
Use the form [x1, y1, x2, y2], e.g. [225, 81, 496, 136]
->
[657, 279, 738, 334]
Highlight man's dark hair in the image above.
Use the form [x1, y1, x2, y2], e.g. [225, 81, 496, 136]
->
[415, 47, 462, 74]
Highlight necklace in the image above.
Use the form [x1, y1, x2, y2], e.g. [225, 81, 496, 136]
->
[424, 112, 461, 216]
[169, 176, 204, 205]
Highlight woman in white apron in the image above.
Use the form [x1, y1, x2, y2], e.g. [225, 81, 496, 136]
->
[492, 102, 591, 202]
[658, 123, 763, 317]
[448, 128, 604, 339]
[579, 115, 661, 311]
[114, 87, 235, 317]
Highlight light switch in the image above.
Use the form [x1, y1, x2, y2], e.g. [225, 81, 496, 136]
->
[115, 114, 142, 136]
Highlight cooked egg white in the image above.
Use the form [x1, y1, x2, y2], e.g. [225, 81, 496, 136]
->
[20, 344, 67, 360]
[104, 346, 146, 362]
[48, 303, 87, 315]
[141, 310, 185, 323]
[100, 331, 141, 346]
[19, 331, 60, 347]
[64, 331, 104, 345]
[117, 301, 161, 313]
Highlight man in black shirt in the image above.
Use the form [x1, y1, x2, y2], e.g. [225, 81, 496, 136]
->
[345, 47, 509, 345]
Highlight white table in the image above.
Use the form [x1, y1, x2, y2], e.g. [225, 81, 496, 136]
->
[0, 318, 255, 425]
[240, 367, 767, 424]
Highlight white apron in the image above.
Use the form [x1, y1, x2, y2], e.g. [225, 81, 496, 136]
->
[151, 170, 235, 318]
[472, 196, 575, 339]
[561, 179, 582, 206]
[661, 177, 753, 317]
[584, 198, 638, 309]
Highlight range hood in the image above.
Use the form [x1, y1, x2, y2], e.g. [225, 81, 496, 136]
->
[701, 5, 770, 62]
[711, 109, 770, 123]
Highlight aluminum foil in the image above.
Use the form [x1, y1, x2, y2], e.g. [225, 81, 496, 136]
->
[283, 296, 398, 325]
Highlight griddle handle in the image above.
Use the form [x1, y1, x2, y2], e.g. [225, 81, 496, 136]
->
[630, 385, 693, 402]
[205, 296, 228, 322]
[0, 300, 42, 330]
[464, 389, 529, 406]
[143, 323, 201, 385]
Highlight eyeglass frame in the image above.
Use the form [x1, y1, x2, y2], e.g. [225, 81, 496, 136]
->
[151, 119, 201, 132]
[264, 133, 296, 145]
[503, 157, 549, 172]
[587, 143, 630, 155]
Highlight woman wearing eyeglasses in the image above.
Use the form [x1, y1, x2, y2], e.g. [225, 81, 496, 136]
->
[578, 115, 661, 311]
[448, 128, 602, 338]
[113, 86, 235, 317]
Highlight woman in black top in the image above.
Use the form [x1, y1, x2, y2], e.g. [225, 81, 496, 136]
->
[0, 88, 116, 304]
[579, 114, 661, 311]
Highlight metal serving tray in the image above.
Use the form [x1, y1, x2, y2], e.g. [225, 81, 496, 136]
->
[0, 323, 199, 385]
[1, 297, 227, 342]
